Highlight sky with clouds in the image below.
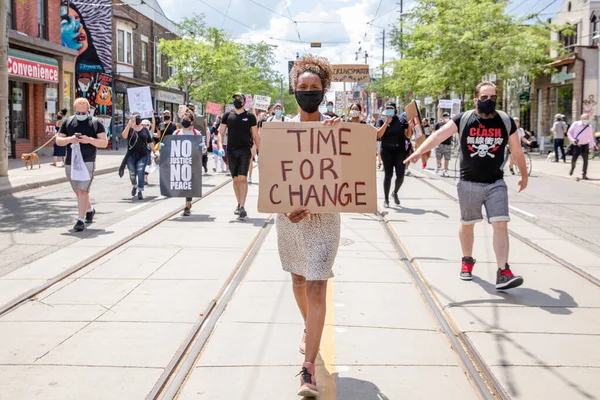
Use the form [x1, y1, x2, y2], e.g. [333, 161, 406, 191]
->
[155, 0, 562, 95]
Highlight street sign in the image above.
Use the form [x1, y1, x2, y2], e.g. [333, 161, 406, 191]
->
[310, 42, 322, 48]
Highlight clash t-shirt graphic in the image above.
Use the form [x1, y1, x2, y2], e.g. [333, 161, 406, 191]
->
[452, 111, 516, 184]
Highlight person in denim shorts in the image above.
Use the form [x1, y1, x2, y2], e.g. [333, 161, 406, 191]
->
[405, 82, 529, 290]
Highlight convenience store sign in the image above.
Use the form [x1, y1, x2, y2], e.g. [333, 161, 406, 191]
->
[7, 54, 59, 83]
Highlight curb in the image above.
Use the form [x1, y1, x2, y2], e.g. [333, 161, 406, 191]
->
[0, 166, 120, 197]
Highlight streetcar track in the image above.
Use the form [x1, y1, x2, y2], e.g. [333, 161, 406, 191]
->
[0, 176, 234, 318]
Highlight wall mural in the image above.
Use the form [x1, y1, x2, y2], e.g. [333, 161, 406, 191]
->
[60, 0, 114, 144]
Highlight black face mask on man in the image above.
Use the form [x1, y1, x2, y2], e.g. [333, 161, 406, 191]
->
[477, 99, 497, 115]
[135, 117, 142, 126]
[163, 115, 170, 121]
[181, 120, 191, 129]
[295, 90, 324, 114]
[233, 99, 244, 109]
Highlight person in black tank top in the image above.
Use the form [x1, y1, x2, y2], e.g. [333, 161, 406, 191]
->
[375, 101, 411, 208]
[121, 112, 155, 200]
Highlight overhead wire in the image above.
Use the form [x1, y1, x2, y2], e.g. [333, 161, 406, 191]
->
[222, 0, 234, 29]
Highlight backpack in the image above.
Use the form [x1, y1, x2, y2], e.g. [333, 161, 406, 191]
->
[267, 115, 285, 122]
[457, 109, 511, 162]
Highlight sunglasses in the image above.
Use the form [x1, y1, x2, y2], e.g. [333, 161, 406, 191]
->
[479, 95, 498, 102]
[74, 111, 88, 116]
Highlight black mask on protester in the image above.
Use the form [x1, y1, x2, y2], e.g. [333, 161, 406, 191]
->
[233, 99, 244, 109]
[295, 90, 325, 114]
[477, 99, 496, 115]
[135, 117, 142, 125]
[163, 115, 170, 121]
[181, 120, 191, 129]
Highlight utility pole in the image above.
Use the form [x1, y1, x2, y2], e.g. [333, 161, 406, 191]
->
[399, 0, 403, 59]
[0, 0, 9, 176]
[382, 29, 385, 79]
[280, 77, 284, 107]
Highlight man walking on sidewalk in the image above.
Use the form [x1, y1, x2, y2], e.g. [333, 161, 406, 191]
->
[567, 113, 595, 180]
[216, 92, 260, 219]
[405, 82, 528, 290]
[57, 98, 108, 232]
[434, 112, 452, 177]
[551, 114, 567, 163]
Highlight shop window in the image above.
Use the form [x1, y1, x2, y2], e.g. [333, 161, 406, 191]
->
[141, 39, 148, 73]
[155, 41, 162, 79]
[592, 15, 600, 45]
[559, 24, 578, 49]
[9, 81, 28, 140]
[38, 0, 47, 39]
[7, 0, 14, 29]
[126, 32, 132, 64]
[118, 30, 124, 63]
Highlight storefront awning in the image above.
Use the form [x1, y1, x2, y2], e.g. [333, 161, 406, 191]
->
[7, 48, 59, 83]
[546, 55, 576, 69]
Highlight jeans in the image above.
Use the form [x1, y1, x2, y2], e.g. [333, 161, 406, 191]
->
[553, 138, 566, 162]
[127, 153, 149, 191]
[571, 145, 590, 177]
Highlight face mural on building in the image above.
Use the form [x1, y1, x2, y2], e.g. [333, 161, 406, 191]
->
[61, 0, 113, 139]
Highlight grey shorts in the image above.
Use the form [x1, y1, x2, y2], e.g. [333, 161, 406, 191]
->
[65, 162, 95, 192]
[436, 144, 452, 161]
[457, 179, 510, 224]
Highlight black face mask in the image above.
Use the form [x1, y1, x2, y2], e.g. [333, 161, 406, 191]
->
[181, 120, 191, 129]
[295, 90, 325, 114]
[163, 115, 170, 121]
[135, 117, 142, 126]
[233, 99, 244, 109]
[477, 99, 497, 115]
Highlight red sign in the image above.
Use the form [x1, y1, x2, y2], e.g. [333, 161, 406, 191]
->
[45, 123, 57, 137]
[8, 56, 59, 83]
[206, 102, 223, 115]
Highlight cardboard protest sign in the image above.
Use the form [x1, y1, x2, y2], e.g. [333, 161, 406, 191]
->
[127, 86, 153, 118]
[258, 122, 377, 214]
[330, 64, 370, 83]
[159, 135, 203, 198]
[206, 102, 223, 115]
[178, 105, 187, 119]
[254, 95, 271, 110]
[245, 94, 253, 109]
[405, 100, 426, 147]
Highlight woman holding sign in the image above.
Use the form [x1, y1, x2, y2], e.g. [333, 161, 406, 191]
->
[278, 55, 341, 398]
[122, 112, 155, 200]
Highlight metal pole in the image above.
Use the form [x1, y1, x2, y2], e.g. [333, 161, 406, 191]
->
[382, 29, 385, 79]
[400, 0, 403, 59]
[280, 77, 283, 106]
[0, 0, 9, 176]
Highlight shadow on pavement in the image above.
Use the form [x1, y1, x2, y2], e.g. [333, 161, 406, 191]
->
[61, 229, 115, 238]
[450, 277, 577, 315]
[228, 218, 268, 228]
[334, 374, 390, 400]
[394, 207, 450, 218]
[171, 214, 216, 223]
[0, 195, 75, 233]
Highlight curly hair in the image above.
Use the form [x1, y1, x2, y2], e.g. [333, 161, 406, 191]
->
[290, 54, 333, 91]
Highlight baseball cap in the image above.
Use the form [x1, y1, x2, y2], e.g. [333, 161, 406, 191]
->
[555, 114, 562, 119]
[385, 101, 396, 109]
[442, 112, 450, 117]
[232, 92, 245, 99]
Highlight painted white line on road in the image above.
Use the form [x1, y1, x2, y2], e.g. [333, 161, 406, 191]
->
[509, 205, 536, 218]
[125, 203, 149, 212]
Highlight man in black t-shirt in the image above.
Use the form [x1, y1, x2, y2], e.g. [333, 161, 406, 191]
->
[405, 82, 528, 291]
[57, 98, 108, 232]
[434, 112, 453, 176]
[216, 92, 260, 219]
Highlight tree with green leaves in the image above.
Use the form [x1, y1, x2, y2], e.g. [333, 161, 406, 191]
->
[371, 0, 558, 107]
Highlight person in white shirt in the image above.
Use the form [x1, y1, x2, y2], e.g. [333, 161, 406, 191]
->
[508, 117, 531, 175]
[551, 114, 568, 162]
[567, 113, 595, 180]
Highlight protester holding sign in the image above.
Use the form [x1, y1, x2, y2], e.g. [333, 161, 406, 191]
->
[122, 113, 155, 200]
[216, 92, 259, 220]
[273, 54, 343, 398]
[57, 98, 108, 232]
[376, 101, 412, 208]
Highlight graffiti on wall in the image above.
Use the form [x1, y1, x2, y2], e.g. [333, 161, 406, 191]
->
[583, 95, 597, 117]
[61, 0, 113, 142]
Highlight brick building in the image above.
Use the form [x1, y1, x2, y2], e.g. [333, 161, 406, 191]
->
[112, 0, 186, 137]
[531, 0, 600, 150]
[7, 0, 78, 158]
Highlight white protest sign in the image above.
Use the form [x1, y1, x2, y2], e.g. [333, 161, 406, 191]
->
[254, 95, 271, 110]
[127, 86, 153, 118]
[451, 99, 461, 118]
[439, 99, 453, 109]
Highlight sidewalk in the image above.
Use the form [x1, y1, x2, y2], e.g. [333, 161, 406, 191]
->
[530, 153, 600, 185]
[0, 149, 126, 196]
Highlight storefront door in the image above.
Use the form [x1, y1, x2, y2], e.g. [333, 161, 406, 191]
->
[8, 81, 28, 157]
[557, 85, 573, 123]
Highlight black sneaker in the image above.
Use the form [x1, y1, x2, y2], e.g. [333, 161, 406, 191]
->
[383, 200, 390, 208]
[582, 175, 589, 180]
[183, 207, 191, 217]
[569, 165, 575, 176]
[74, 220, 86, 232]
[509, 167, 515, 175]
[238, 207, 247, 219]
[460, 257, 475, 281]
[131, 186, 137, 196]
[138, 191, 144, 200]
[392, 192, 400, 206]
[85, 209, 95, 224]
[496, 264, 524, 290]
[234, 205, 240, 215]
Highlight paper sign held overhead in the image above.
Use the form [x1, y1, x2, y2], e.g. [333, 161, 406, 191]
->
[206, 102, 223, 115]
[253, 95, 271, 111]
[245, 94, 254, 109]
[330, 64, 371, 84]
[258, 122, 377, 213]
[439, 99, 453, 109]
[127, 86, 153, 118]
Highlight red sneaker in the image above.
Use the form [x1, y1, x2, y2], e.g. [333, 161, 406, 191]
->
[496, 264, 524, 290]
[422, 162, 427, 169]
[297, 362, 318, 397]
[460, 257, 475, 281]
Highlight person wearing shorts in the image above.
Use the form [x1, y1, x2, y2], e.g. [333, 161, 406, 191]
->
[57, 98, 108, 232]
[434, 112, 452, 177]
[405, 82, 528, 290]
[217, 92, 260, 219]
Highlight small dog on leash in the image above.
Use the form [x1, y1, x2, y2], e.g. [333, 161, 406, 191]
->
[21, 152, 41, 169]
[547, 152, 555, 162]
